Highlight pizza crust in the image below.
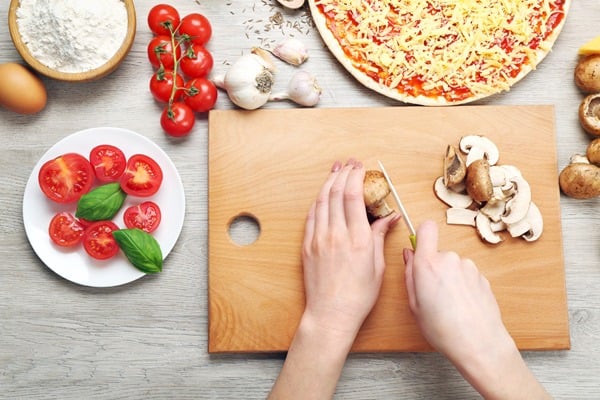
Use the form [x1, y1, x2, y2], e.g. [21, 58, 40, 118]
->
[308, 0, 571, 106]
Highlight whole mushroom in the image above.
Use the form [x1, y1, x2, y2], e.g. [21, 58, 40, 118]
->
[363, 170, 393, 219]
[579, 93, 600, 136]
[575, 55, 600, 93]
[586, 137, 600, 164]
[559, 158, 600, 199]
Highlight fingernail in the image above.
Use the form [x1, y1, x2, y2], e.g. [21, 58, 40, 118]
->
[331, 160, 342, 172]
[353, 160, 363, 169]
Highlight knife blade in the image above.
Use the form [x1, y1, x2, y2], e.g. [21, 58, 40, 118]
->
[377, 160, 417, 249]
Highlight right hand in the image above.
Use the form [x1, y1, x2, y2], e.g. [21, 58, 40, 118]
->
[403, 220, 514, 369]
[403, 221, 551, 399]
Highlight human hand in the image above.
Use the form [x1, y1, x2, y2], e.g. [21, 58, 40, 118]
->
[403, 221, 551, 399]
[301, 159, 399, 340]
[268, 160, 399, 400]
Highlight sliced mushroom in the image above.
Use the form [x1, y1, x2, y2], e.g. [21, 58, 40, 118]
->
[459, 135, 500, 166]
[501, 175, 531, 225]
[466, 158, 493, 203]
[506, 202, 543, 242]
[434, 176, 474, 208]
[363, 170, 393, 219]
[480, 198, 506, 222]
[476, 212, 503, 244]
[446, 208, 477, 226]
[276, 0, 306, 9]
[443, 145, 466, 187]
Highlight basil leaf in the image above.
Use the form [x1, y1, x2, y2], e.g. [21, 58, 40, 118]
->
[112, 228, 163, 274]
[76, 182, 127, 221]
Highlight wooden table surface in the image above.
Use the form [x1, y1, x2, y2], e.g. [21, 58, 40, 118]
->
[1, 1, 599, 399]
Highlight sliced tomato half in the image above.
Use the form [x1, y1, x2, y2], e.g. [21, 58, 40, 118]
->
[89, 144, 127, 182]
[82, 220, 120, 260]
[48, 212, 86, 247]
[123, 201, 162, 233]
[119, 154, 163, 197]
[38, 153, 94, 203]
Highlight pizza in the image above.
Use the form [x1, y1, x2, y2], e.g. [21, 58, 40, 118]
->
[308, 0, 570, 105]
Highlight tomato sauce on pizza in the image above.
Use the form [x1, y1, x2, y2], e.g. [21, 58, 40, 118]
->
[310, 0, 569, 105]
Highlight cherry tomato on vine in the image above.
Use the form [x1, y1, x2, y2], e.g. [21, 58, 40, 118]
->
[184, 78, 217, 112]
[147, 4, 180, 36]
[147, 35, 181, 69]
[119, 154, 164, 197]
[180, 43, 213, 78]
[48, 212, 86, 247]
[38, 153, 94, 203]
[149, 69, 184, 103]
[160, 102, 195, 137]
[123, 201, 162, 233]
[82, 220, 120, 260]
[89, 144, 127, 182]
[179, 13, 212, 45]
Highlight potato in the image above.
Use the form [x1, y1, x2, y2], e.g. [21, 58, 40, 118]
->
[574, 55, 600, 93]
[0, 62, 47, 114]
[559, 163, 600, 199]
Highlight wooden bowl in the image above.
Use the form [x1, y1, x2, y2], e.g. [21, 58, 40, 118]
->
[8, 0, 136, 82]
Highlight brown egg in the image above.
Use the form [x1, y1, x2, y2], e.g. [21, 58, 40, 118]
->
[0, 62, 47, 114]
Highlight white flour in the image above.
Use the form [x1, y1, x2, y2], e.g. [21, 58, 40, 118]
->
[16, 0, 128, 73]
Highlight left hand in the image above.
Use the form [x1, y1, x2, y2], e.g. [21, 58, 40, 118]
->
[301, 159, 399, 340]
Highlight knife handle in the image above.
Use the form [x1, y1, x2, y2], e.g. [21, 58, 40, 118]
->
[409, 234, 417, 250]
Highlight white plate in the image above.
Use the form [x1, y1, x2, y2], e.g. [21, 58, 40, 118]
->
[22, 127, 186, 287]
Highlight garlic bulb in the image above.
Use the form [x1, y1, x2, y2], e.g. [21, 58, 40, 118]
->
[270, 70, 321, 107]
[271, 38, 309, 66]
[213, 48, 276, 110]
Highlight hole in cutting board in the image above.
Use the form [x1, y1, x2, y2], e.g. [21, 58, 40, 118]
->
[228, 214, 261, 246]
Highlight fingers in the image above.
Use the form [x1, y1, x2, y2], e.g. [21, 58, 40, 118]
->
[403, 248, 417, 311]
[342, 160, 370, 234]
[328, 160, 355, 227]
[414, 220, 439, 259]
[371, 213, 401, 270]
[313, 161, 343, 236]
[303, 201, 316, 254]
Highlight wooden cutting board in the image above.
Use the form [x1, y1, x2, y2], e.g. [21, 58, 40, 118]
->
[208, 105, 570, 353]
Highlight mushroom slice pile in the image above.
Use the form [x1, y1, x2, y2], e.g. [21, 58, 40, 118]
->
[433, 135, 543, 244]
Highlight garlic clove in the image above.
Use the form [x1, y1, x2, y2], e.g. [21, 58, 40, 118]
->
[251, 47, 277, 72]
[270, 70, 321, 107]
[271, 38, 309, 66]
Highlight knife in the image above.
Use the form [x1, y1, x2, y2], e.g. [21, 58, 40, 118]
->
[377, 160, 417, 249]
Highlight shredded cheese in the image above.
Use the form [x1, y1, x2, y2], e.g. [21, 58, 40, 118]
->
[314, 0, 566, 102]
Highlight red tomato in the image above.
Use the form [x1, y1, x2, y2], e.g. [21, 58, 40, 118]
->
[160, 102, 195, 137]
[179, 13, 212, 45]
[119, 154, 163, 197]
[180, 43, 213, 78]
[147, 4, 180, 36]
[38, 153, 94, 203]
[147, 35, 181, 69]
[48, 212, 86, 247]
[82, 221, 120, 260]
[149, 69, 184, 103]
[184, 78, 217, 112]
[89, 144, 127, 182]
[123, 201, 162, 233]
